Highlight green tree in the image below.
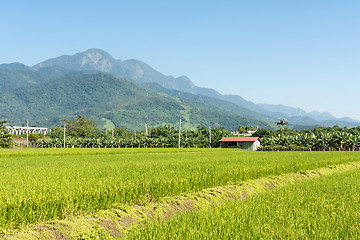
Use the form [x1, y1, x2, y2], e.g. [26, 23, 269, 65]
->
[277, 118, 288, 130]
[28, 133, 40, 142]
[210, 127, 232, 147]
[150, 125, 177, 138]
[252, 128, 273, 138]
[113, 128, 132, 139]
[237, 126, 246, 133]
[49, 127, 64, 139]
[0, 120, 12, 148]
[245, 126, 255, 131]
[64, 115, 97, 138]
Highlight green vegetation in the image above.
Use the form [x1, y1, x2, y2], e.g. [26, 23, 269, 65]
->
[127, 165, 360, 239]
[2, 48, 359, 132]
[42, 120, 232, 148]
[63, 115, 97, 138]
[38, 118, 360, 150]
[276, 117, 288, 130]
[237, 125, 255, 133]
[0, 72, 269, 131]
[5, 114, 360, 150]
[0, 149, 359, 230]
[0, 120, 12, 148]
[0, 65, 72, 90]
[27, 133, 41, 142]
[256, 125, 360, 151]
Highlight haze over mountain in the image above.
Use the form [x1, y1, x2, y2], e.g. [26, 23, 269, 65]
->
[1, 48, 359, 130]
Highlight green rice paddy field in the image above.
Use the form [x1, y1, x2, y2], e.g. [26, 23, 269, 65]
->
[0, 148, 359, 239]
[128, 164, 360, 240]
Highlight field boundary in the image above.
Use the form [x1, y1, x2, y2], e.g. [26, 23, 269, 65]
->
[0, 148, 240, 158]
[5, 161, 360, 239]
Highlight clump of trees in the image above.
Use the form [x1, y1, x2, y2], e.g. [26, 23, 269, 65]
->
[50, 115, 98, 139]
[0, 120, 12, 148]
[237, 125, 255, 134]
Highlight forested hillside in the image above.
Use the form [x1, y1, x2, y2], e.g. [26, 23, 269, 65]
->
[0, 72, 270, 130]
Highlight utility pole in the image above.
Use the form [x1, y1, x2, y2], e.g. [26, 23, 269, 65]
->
[145, 123, 148, 135]
[178, 119, 181, 149]
[63, 123, 66, 148]
[26, 120, 29, 148]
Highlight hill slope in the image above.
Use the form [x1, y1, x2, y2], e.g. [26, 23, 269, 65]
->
[0, 72, 270, 131]
[0, 65, 75, 90]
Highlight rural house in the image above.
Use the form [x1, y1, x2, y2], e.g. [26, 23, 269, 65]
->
[219, 137, 261, 151]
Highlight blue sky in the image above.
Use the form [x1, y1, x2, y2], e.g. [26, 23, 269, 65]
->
[1, 1, 359, 120]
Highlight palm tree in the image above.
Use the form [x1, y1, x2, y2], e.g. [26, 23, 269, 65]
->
[277, 118, 288, 131]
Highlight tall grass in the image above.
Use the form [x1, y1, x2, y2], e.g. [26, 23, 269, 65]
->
[127, 166, 360, 239]
[0, 149, 359, 229]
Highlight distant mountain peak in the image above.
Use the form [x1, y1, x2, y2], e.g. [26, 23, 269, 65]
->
[83, 50, 105, 65]
[33, 48, 117, 72]
[84, 48, 110, 55]
[79, 49, 115, 71]
[82, 48, 114, 62]
[32, 48, 200, 94]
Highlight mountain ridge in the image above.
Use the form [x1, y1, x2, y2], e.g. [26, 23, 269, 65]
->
[32, 48, 359, 125]
[1, 48, 358, 128]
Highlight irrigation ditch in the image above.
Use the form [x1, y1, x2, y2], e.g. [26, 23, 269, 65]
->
[4, 161, 360, 239]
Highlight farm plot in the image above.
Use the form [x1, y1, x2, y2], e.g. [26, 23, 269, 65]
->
[127, 164, 360, 239]
[0, 149, 359, 231]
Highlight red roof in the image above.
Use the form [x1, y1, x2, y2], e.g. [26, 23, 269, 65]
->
[219, 137, 260, 142]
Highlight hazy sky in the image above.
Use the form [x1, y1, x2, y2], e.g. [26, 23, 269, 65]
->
[1, 1, 359, 119]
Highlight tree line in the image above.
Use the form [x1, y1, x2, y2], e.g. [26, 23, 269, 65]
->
[2, 116, 360, 150]
[1, 116, 232, 148]
[254, 125, 360, 151]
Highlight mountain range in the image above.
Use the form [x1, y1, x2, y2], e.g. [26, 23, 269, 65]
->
[0, 48, 358, 130]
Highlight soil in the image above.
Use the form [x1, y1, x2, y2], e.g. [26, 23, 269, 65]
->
[35, 225, 70, 240]
[99, 219, 122, 238]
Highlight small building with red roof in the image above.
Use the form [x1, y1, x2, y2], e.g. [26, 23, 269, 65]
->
[219, 137, 261, 151]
